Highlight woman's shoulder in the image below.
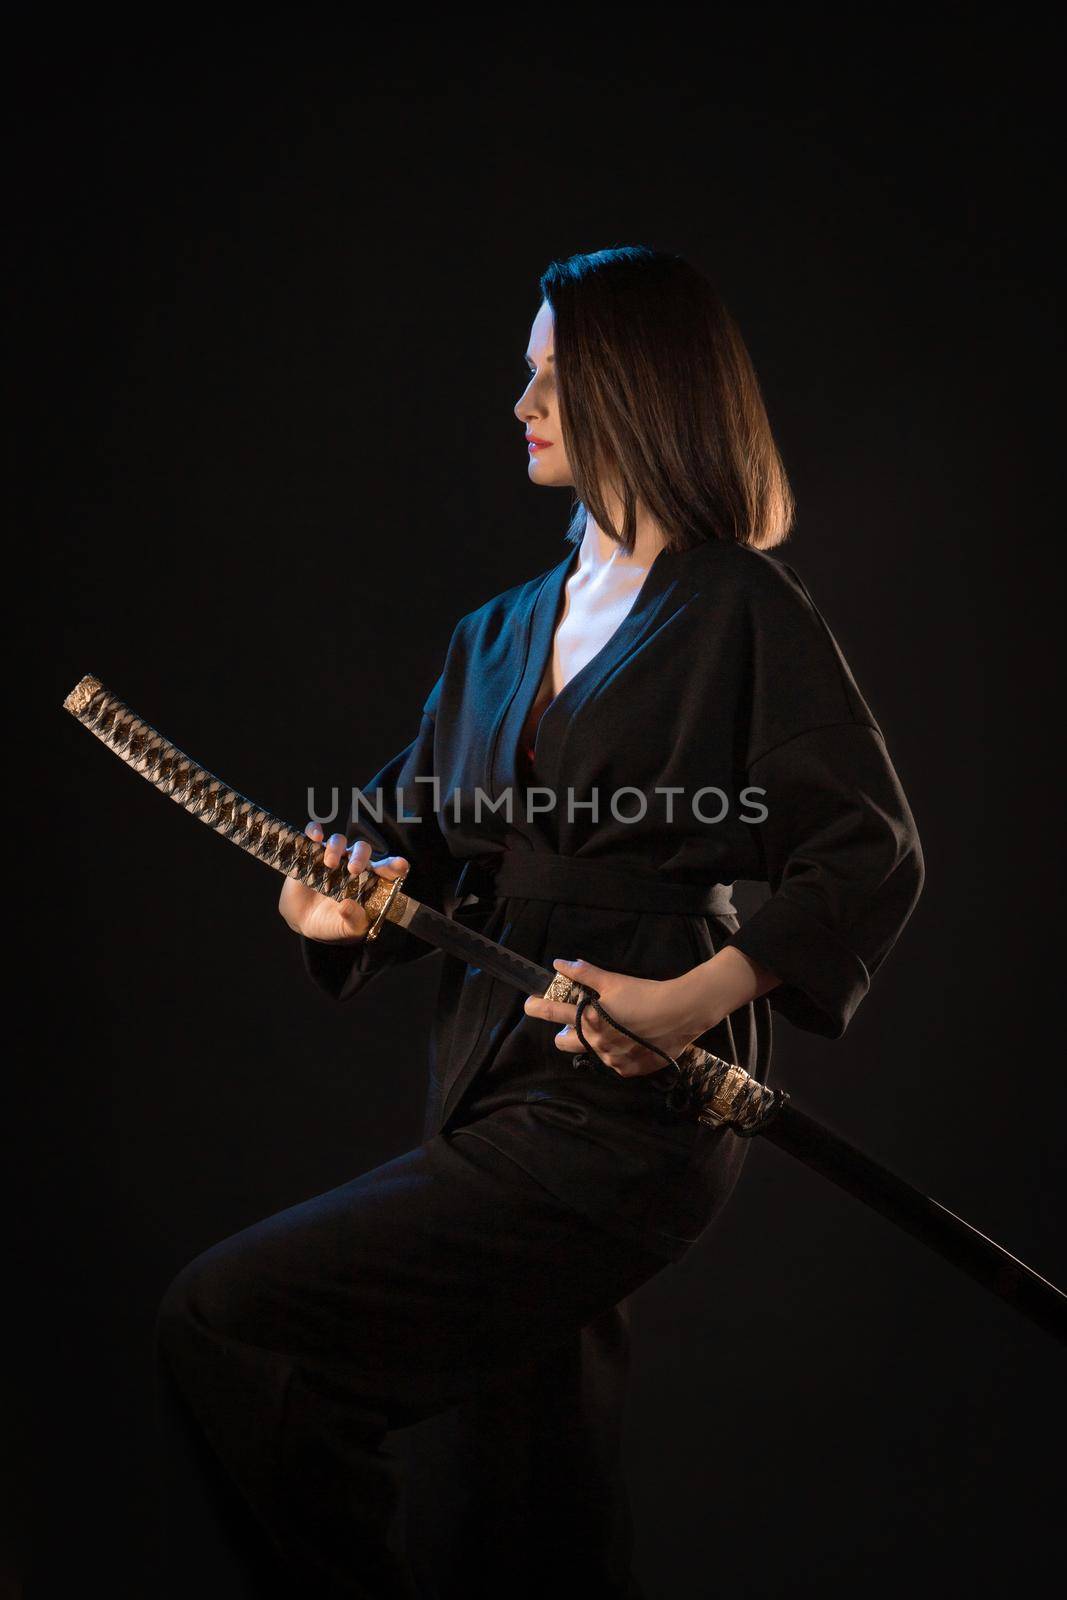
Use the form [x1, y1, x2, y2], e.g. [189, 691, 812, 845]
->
[447, 537, 825, 637]
[447, 548, 571, 642]
[681, 536, 815, 606]
[673, 540, 837, 647]
[685, 538, 879, 729]
[421, 557, 561, 717]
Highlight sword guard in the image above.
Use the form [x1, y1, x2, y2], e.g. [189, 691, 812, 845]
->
[342, 864, 409, 942]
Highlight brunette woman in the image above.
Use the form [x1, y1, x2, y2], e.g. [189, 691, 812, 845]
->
[155, 245, 924, 1599]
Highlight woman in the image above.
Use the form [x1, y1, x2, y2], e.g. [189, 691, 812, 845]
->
[155, 246, 925, 1598]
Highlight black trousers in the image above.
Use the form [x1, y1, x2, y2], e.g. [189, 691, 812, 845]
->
[153, 1126, 671, 1599]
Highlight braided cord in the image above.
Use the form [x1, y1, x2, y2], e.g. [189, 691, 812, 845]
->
[572, 990, 680, 1089]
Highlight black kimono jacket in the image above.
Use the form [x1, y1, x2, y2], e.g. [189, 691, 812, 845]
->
[300, 536, 925, 1261]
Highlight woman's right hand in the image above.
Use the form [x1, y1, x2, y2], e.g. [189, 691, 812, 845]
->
[278, 822, 410, 945]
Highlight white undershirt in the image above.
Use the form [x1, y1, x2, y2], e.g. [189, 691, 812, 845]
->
[548, 538, 653, 697]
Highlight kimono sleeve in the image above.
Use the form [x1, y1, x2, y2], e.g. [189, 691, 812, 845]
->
[722, 558, 926, 1038]
[299, 674, 460, 1004]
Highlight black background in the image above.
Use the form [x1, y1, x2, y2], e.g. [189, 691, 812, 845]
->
[12, 19, 1065, 1599]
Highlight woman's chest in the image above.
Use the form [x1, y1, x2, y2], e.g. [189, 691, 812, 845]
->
[516, 565, 650, 769]
[433, 574, 748, 854]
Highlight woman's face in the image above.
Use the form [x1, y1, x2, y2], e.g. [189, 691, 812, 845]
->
[514, 300, 574, 488]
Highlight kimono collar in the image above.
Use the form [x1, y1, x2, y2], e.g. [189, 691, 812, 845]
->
[489, 538, 696, 809]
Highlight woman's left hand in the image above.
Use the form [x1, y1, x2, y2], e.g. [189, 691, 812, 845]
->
[523, 957, 702, 1078]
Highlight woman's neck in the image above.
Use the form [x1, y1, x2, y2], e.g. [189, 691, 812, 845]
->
[581, 505, 668, 576]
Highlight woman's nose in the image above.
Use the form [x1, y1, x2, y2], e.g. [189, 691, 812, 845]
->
[515, 390, 542, 422]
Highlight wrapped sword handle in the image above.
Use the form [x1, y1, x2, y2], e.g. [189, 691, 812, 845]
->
[62, 673, 407, 941]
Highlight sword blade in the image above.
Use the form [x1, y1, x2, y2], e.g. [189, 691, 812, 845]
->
[403, 900, 557, 994]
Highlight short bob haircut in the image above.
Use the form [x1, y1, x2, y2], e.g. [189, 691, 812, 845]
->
[538, 245, 795, 554]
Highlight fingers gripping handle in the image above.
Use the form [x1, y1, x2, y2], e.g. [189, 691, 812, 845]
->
[542, 973, 787, 1135]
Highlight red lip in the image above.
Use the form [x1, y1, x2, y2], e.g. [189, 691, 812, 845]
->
[526, 435, 552, 448]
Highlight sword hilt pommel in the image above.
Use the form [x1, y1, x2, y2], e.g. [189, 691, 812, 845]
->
[63, 674, 104, 716]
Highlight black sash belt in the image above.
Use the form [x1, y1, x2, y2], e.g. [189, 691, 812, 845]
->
[457, 849, 737, 918]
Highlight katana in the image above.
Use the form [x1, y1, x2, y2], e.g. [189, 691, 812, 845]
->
[63, 673, 1067, 1346]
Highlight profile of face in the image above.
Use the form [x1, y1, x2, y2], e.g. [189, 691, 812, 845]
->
[513, 300, 575, 488]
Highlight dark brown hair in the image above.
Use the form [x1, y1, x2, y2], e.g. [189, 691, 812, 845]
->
[538, 246, 795, 553]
